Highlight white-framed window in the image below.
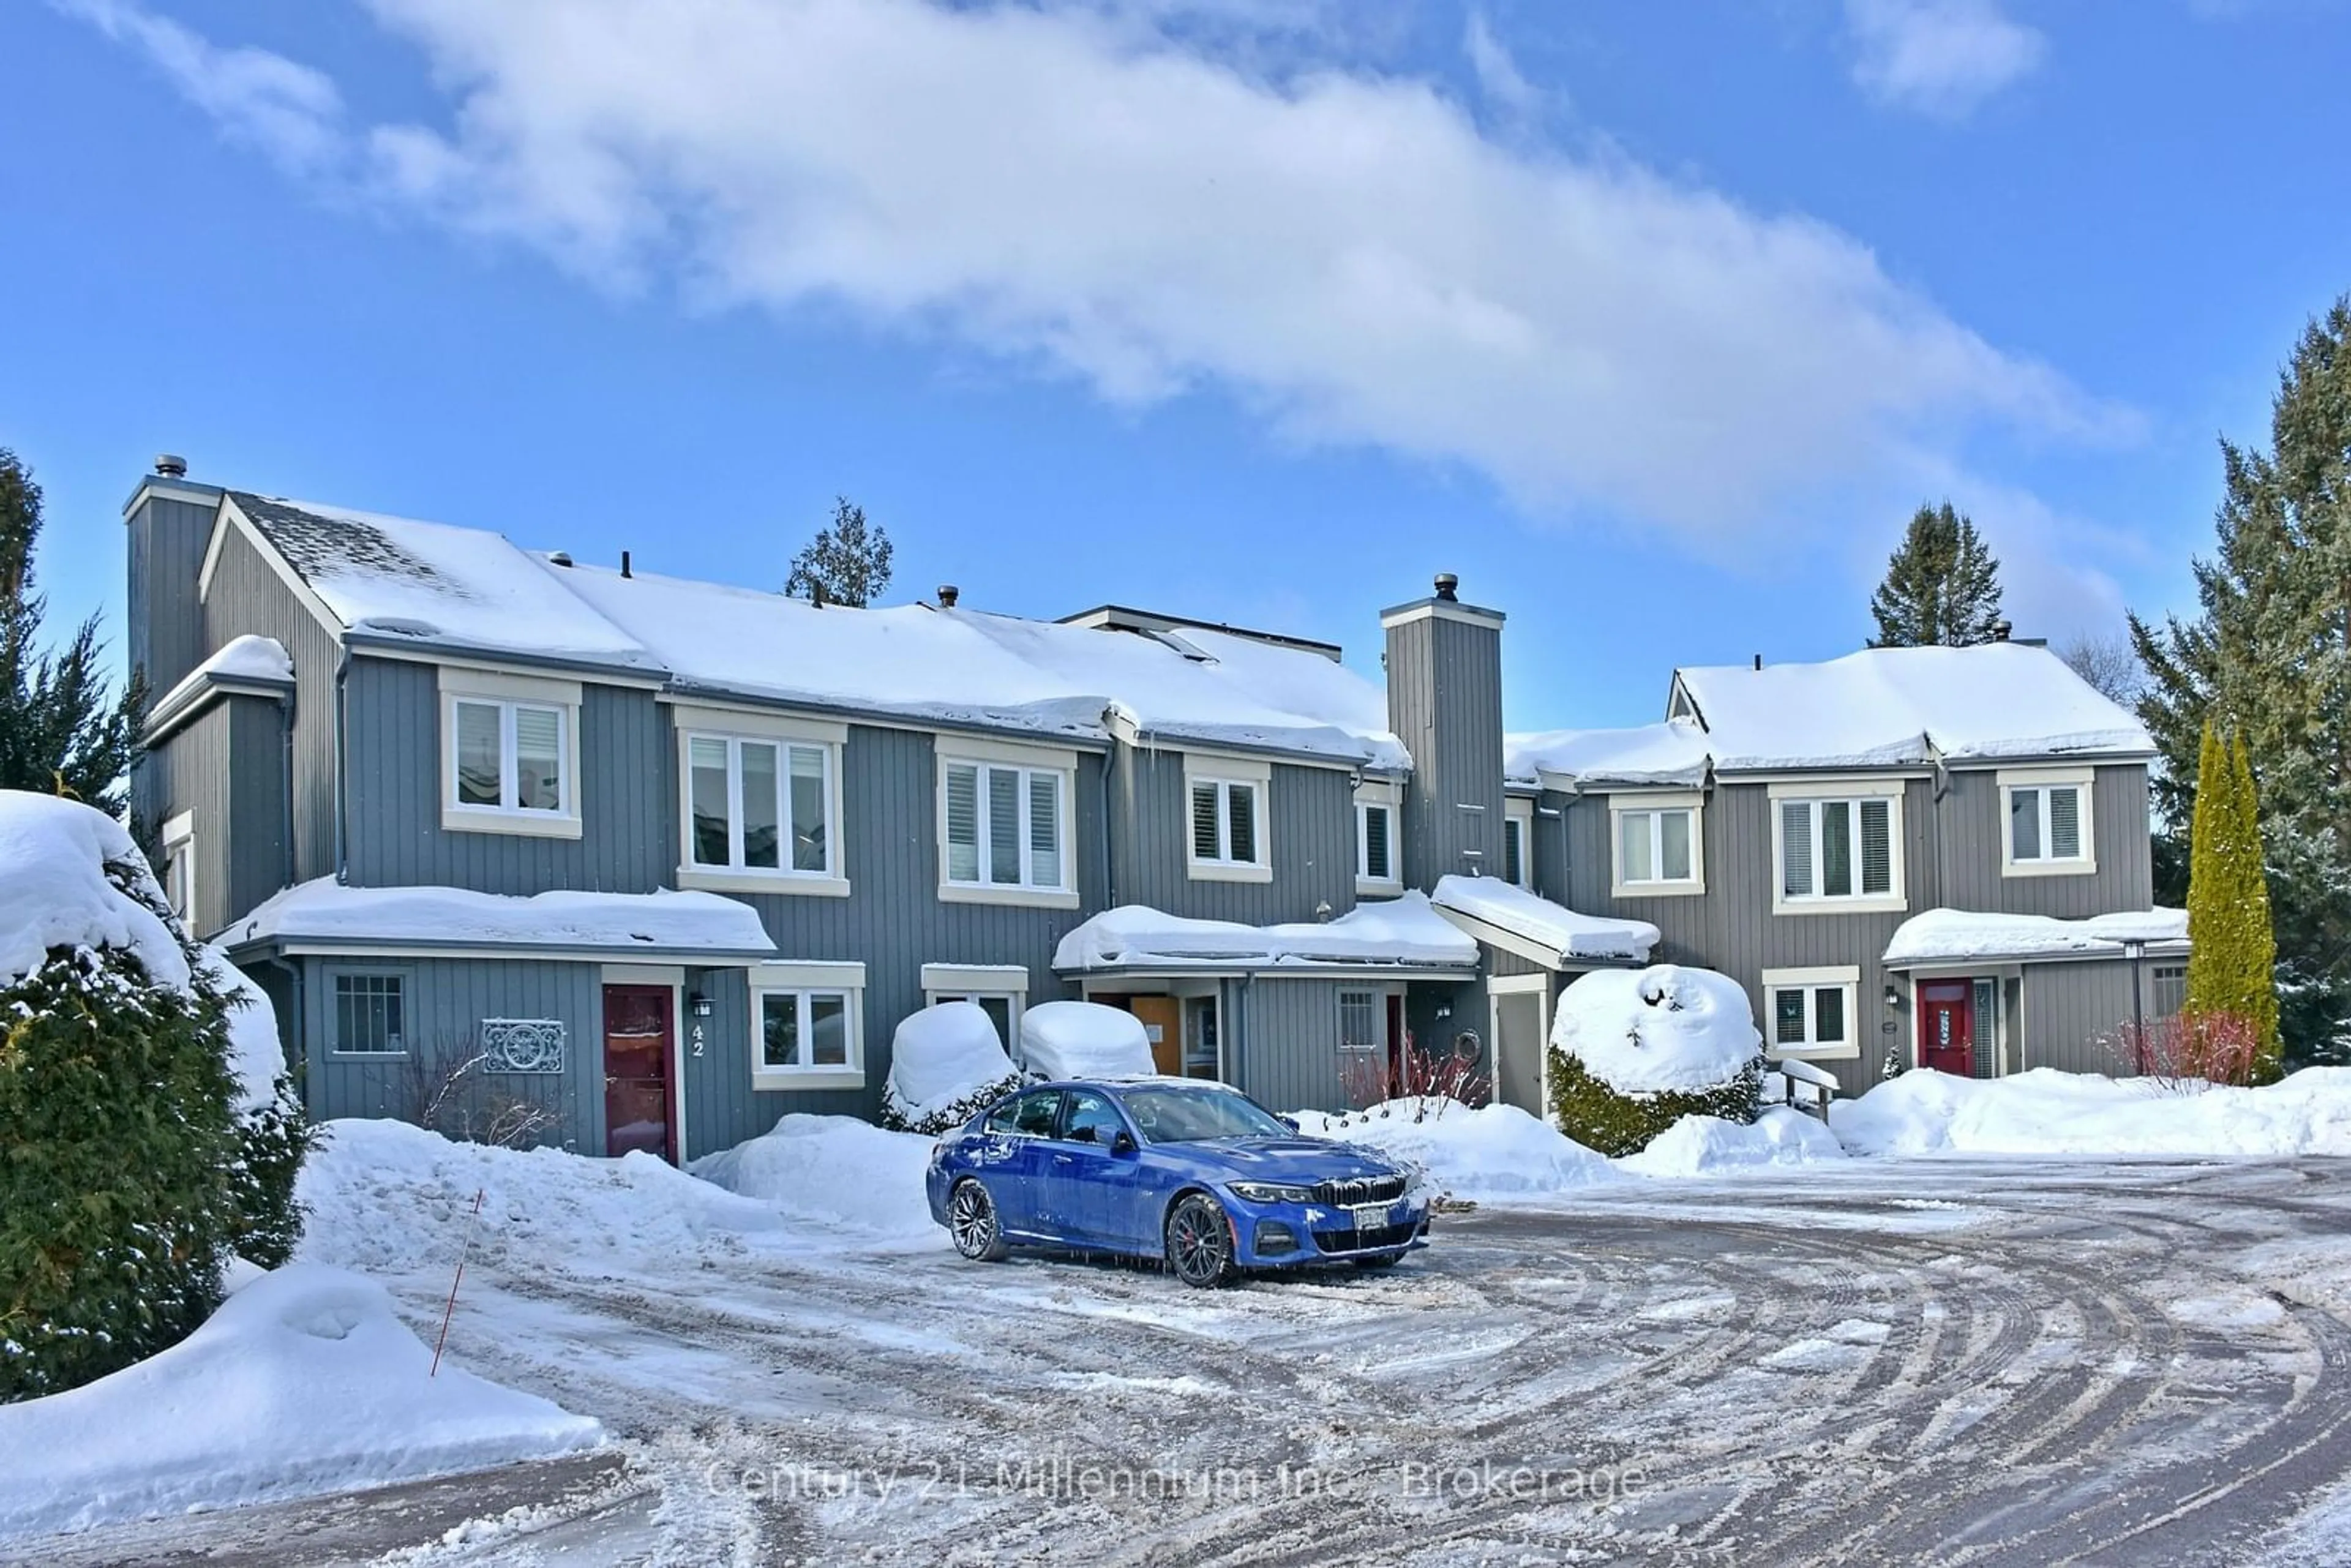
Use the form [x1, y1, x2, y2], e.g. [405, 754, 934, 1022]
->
[1770, 782, 1906, 914]
[1609, 791, 1704, 897]
[2152, 964, 2187, 1019]
[1185, 754, 1272, 883]
[160, 811, 196, 931]
[438, 667, 582, 839]
[749, 960, 866, 1090]
[939, 741, 1078, 908]
[1761, 966, 1859, 1060]
[1338, 989, 1385, 1054]
[329, 969, 409, 1057]
[1355, 779, 1401, 895]
[921, 963, 1030, 1056]
[1998, 767, 2096, 877]
[1503, 799, 1534, 890]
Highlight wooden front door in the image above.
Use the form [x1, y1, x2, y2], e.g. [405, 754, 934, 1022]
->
[1128, 996, 1183, 1075]
[602, 985, 676, 1161]
[1918, 981, 1974, 1077]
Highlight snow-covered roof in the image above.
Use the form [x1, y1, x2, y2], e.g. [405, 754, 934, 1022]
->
[1052, 892, 1477, 975]
[144, 635, 296, 737]
[1882, 907, 2189, 969]
[222, 879, 779, 962]
[1428, 875, 1659, 967]
[1504, 721, 1710, 789]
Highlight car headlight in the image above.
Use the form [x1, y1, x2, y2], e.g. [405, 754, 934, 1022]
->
[1228, 1181, 1314, 1205]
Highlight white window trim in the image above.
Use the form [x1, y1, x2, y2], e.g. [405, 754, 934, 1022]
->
[676, 718, 850, 898]
[437, 667, 583, 839]
[1761, 965, 1861, 1061]
[1503, 798, 1535, 890]
[1354, 780, 1401, 896]
[936, 744, 1080, 909]
[1607, 790, 1706, 898]
[160, 811, 197, 934]
[1997, 765, 2097, 879]
[1185, 754, 1273, 883]
[749, 959, 866, 1091]
[1768, 781, 1907, 916]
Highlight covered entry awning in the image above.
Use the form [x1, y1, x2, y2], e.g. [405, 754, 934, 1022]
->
[1428, 875, 1659, 972]
[220, 878, 780, 965]
[1881, 907, 2188, 970]
[1051, 891, 1479, 981]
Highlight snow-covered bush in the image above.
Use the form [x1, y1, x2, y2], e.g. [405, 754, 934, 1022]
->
[879, 1002, 1021, 1135]
[1019, 1000, 1155, 1080]
[1547, 965, 1764, 1157]
[0, 792, 312, 1400]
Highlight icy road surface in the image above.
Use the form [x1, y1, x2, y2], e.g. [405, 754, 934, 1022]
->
[23, 1158, 2351, 1566]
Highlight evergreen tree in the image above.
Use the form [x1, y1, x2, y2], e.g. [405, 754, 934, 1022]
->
[2133, 297, 2351, 1065]
[1868, 501, 2006, 647]
[0, 449, 144, 814]
[784, 497, 894, 608]
[2232, 733, 2284, 1080]
[2183, 723, 2282, 1080]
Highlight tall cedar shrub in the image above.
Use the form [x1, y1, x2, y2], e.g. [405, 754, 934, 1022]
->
[1868, 501, 2006, 648]
[2133, 298, 2351, 1064]
[1545, 1051, 1762, 1159]
[2183, 723, 2283, 1081]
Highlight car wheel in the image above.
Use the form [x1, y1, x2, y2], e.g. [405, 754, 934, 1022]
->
[948, 1179, 1010, 1262]
[1352, 1253, 1402, 1270]
[1164, 1193, 1236, 1288]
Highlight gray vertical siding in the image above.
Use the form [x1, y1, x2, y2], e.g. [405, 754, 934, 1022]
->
[141, 694, 289, 939]
[341, 658, 671, 894]
[1224, 976, 1415, 1114]
[200, 522, 345, 885]
[2020, 962, 2141, 1075]
[298, 956, 606, 1152]
[127, 495, 217, 702]
[1108, 746, 1357, 925]
[1935, 765, 2154, 917]
[1385, 611, 1506, 890]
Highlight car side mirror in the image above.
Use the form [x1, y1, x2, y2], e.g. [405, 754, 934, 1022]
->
[1110, 1130, 1138, 1155]
[1278, 1116, 1299, 1133]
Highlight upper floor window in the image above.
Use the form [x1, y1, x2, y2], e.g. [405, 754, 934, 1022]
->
[673, 705, 848, 896]
[440, 667, 582, 839]
[1772, 783, 1904, 913]
[1185, 754, 1272, 883]
[1999, 768, 2095, 877]
[1355, 780, 1400, 895]
[1610, 792, 1704, 897]
[1503, 800, 1534, 890]
[938, 741, 1078, 908]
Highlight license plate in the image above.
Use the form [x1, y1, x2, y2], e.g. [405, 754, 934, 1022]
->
[1349, 1202, 1392, 1232]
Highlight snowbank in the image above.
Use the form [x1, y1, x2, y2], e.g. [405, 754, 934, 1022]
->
[1020, 999, 1156, 1079]
[1430, 875, 1659, 965]
[0, 791, 188, 989]
[885, 1003, 1019, 1127]
[1882, 907, 2188, 967]
[1294, 1100, 1622, 1201]
[1831, 1067, 2351, 1159]
[1054, 891, 1477, 973]
[1552, 965, 1762, 1095]
[0, 1264, 599, 1539]
[1620, 1109, 1849, 1177]
[692, 1115, 943, 1244]
[197, 945, 287, 1116]
[222, 878, 777, 959]
[299, 1119, 782, 1277]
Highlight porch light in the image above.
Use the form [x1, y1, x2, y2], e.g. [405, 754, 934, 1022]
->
[1884, 983, 1903, 1011]
[690, 991, 714, 1018]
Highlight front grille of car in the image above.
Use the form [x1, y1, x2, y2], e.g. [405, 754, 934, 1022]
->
[1311, 1175, 1407, 1207]
[1311, 1221, 1420, 1254]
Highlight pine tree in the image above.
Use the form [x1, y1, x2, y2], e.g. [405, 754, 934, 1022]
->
[0, 449, 145, 815]
[1868, 501, 2006, 647]
[2133, 297, 2351, 1065]
[784, 497, 894, 609]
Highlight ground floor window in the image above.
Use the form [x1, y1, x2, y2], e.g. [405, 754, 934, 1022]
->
[331, 971, 408, 1056]
[760, 991, 853, 1071]
[921, 964, 1029, 1057]
[749, 961, 868, 1089]
[1183, 994, 1220, 1079]
[1761, 967, 1858, 1058]
[1338, 989, 1384, 1054]
[2151, 964, 2187, 1020]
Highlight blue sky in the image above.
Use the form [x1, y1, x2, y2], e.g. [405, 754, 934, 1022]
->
[3, 0, 2346, 729]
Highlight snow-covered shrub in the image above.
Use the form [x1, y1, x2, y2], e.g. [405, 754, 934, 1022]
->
[1019, 1000, 1155, 1080]
[879, 1002, 1021, 1135]
[1547, 965, 1764, 1158]
[0, 793, 312, 1400]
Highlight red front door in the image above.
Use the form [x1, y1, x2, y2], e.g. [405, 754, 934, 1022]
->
[1918, 981, 1974, 1076]
[602, 985, 676, 1161]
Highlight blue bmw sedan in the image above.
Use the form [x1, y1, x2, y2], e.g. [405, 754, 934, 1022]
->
[925, 1078, 1430, 1286]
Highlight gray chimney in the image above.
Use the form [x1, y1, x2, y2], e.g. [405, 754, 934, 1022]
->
[153, 453, 187, 479]
[1381, 575, 1505, 891]
[937, 584, 960, 609]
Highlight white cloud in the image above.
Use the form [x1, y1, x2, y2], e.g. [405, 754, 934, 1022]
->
[64, 0, 2123, 559]
[1843, 0, 2047, 119]
[1464, 12, 1541, 119]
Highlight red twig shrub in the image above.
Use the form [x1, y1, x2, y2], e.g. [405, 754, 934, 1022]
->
[1334, 1029, 1490, 1118]
[2105, 1009, 2262, 1090]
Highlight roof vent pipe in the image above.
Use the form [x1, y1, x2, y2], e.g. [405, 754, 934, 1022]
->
[937, 584, 959, 609]
[154, 453, 187, 478]
[1753, 654, 1763, 672]
[1433, 572, 1459, 602]
[621, 550, 632, 579]
[1992, 618, 2012, 642]
[548, 551, 574, 568]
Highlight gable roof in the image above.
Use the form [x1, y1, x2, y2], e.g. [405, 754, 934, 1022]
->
[1511, 642, 2153, 786]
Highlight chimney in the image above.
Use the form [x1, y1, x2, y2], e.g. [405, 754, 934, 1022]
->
[1753, 653, 1763, 672]
[937, 584, 959, 609]
[123, 454, 227, 830]
[153, 453, 188, 479]
[1381, 572, 1505, 891]
[621, 550, 632, 580]
[1992, 619, 2012, 642]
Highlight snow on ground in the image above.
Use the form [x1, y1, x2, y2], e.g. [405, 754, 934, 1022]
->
[883, 1002, 1019, 1125]
[1552, 963, 1761, 1093]
[1831, 1066, 2351, 1159]
[1294, 1099, 1622, 1200]
[1620, 1107, 1850, 1177]
[1019, 999, 1155, 1079]
[0, 1264, 599, 1539]
[690, 1114, 943, 1245]
[0, 790, 189, 989]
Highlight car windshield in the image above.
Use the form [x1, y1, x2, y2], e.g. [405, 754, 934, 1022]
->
[1119, 1086, 1290, 1144]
